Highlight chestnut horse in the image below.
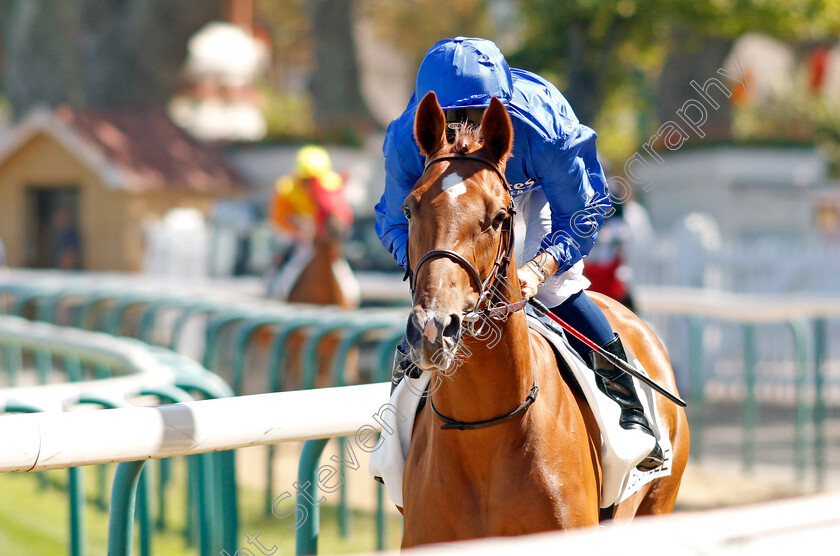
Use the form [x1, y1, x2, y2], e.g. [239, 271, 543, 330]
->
[281, 229, 361, 390]
[401, 92, 689, 547]
[268, 199, 360, 390]
[286, 232, 359, 310]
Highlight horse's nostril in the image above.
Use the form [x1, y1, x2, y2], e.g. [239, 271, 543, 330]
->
[442, 313, 462, 341]
[406, 314, 422, 348]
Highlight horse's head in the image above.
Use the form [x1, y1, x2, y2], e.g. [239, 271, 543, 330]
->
[404, 91, 515, 371]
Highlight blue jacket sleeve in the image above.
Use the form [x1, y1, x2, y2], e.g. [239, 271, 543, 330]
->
[534, 122, 610, 274]
[375, 119, 421, 268]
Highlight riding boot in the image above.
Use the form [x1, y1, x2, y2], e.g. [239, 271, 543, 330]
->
[391, 336, 422, 394]
[590, 334, 664, 471]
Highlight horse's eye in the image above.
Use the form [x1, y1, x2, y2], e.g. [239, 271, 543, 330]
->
[492, 211, 507, 228]
[403, 207, 412, 220]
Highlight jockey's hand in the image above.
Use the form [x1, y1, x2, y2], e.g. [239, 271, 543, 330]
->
[517, 253, 559, 299]
[518, 266, 542, 299]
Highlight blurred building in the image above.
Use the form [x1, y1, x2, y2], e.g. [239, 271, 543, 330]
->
[641, 147, 829, 243]
[0, 107, 244, 272]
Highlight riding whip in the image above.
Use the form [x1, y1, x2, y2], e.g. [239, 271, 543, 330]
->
[528, 298, 687, 407]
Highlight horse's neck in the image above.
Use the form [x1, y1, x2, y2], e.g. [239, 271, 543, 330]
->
[288, 233, 357, 308]
[313, 233, 342, 260]
[431, 307, 535, 425]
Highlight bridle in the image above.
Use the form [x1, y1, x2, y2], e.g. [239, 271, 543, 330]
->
[407, 151, 538, 431]
[408, 153, 527, 322]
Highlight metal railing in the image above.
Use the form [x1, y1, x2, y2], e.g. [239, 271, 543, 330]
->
[0, 271, 409, 538]
[1, 380, 390, 555]
[3, 272, 839, 551]
[0, 315, 236, 556]
[635, 286, 839, 488]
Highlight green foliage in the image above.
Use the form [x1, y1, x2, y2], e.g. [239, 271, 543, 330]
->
[513, 0, 840, 86]
[261, 87, 317, 141]
[510, 0, 840, 161]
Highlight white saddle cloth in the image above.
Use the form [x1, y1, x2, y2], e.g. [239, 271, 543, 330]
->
[368, 310, 673, 509]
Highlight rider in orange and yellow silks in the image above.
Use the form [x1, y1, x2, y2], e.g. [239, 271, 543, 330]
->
[267, 146, 354, 298]
[270, 145, 353, 240]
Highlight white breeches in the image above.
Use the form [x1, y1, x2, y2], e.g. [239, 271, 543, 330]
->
[513, 188, 590, 308]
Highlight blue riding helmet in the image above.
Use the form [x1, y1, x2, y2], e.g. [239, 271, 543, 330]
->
[415, 37, 513, 110]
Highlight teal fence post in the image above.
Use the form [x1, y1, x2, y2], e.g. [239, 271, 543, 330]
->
[302, 321, 348, 389]
[103, 298, 145, 336]
[3, 343, 22, 386]
[230, 315, 292, 395]
[296, 439, 330, 556]
[202, 313, 247, 372]
[37, 291, 68, 323]
[107, 460, 147, 556]
[338, 437, 349, 539]
[814, 317, 827, 491]
[69, 467, 86, 556]
[218, 450, 239, 554]
[34, 348, 53, 384]
[74, 292, 114, 330]
[63, 355, 83, 382]
[185, 455, 200, 548]
[137, 468, 152, 556]
[375, 481, 386, 551]
[197, 452, 218, 556]
[168, 305, 215, 351]
[742, 323, 756, 474]
[788, 318, 811, 484]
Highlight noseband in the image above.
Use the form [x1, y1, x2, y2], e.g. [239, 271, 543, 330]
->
[408, 153, 525, 321]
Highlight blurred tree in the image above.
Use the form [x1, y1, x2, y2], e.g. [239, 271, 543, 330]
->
[0, 0, 222, 119]
[363, 0, 493, 65]
[306, 0, 377, 134]
[512, 0, 840, 137]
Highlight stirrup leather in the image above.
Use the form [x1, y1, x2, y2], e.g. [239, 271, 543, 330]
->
[590, 334, 664, 471]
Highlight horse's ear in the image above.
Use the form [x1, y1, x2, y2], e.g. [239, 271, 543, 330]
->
[480, 97, 513, 164]
[414, 92, 447, 157]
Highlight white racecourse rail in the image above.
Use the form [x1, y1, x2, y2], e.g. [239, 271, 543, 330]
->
[0, 382, 390, 472]
[360, 491, 840, 555]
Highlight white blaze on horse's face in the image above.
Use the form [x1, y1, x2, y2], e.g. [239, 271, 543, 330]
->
[440, 170, 467, 199]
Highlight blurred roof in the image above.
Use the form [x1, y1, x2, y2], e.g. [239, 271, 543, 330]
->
[0, 107, 245, 192]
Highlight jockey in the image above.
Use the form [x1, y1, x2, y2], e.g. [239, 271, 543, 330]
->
[270, 145, 353, 241]
[375, 37, 662, 470]
[268, 145, 354, 298]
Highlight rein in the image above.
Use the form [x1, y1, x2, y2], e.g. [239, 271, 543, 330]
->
[409, 152, 538, 431]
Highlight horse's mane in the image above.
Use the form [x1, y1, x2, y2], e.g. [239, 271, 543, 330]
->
[447, 123, 483, 154]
